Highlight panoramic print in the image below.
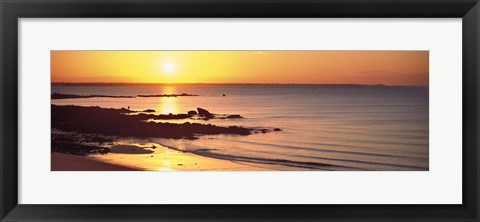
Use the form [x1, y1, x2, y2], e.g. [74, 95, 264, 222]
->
[51, 50, 429, 171]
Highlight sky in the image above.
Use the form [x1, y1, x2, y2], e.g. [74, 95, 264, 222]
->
[51, 51, 429, 86]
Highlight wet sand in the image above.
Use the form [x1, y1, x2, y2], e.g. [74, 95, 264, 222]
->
[52, 144, 265, 171]
[51, 153, 140, 171]
[89, 143, 266, 171]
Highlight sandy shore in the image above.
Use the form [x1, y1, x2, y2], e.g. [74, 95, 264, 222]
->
[51, 153, 140, 171]
[52, 143, 266, 171]
[88, 143, 266, 171]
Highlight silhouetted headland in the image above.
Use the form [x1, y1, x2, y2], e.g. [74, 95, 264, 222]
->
[52, 105, 276, 139]
[51, 93, 198, 100]
[137, 93, 197, 97]
[52, 93, 134, 99]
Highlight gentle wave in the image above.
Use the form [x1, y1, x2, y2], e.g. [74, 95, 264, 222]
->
[161, 144, 426, 171]
[218, 138, 428, 160]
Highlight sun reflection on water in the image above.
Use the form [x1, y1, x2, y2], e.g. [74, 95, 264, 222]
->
[158, 97, 178, 114]
[157, 86, 179, 114]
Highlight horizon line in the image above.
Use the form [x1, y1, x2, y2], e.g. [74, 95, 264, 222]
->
[51, 82, 428, 87]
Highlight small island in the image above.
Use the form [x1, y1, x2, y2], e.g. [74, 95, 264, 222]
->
[51, 92, 198, 100]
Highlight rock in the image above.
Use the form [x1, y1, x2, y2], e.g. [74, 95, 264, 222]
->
[222, 94, 226, 97]
[142, 109, 155, 113]
[197, 107, 211, 115]
[184, 135, 199, 140]
[261, 129, 268, 133]
[150, 113, 191, 120]
[98, 148, 110, 154]
[274, 128, 282, 131]
[197, 107, 214, 119]
[225, 114, 243, 119]
[188, 110, 198, 115]
[51, 105, 256, 140]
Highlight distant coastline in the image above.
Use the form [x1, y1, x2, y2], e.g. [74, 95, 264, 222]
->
[51, 92, 198, 100]
[50, 82, 427, 87]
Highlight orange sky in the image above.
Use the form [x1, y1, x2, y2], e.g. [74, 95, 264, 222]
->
[51, 51, 429, 86]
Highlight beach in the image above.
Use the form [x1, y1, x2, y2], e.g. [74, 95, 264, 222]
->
[52, 143, 265, 171]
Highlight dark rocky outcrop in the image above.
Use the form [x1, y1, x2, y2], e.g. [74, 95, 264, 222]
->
[187, 110, 198, 116]
[51, 132, 111, 155]
[197, 107, 214, 119]
[109, 145, 154, 154]
[133, 113, 192, 120]
[132, 109, 246, 121]
[52, 105, 253, 139]
[225, 114, 243, 119]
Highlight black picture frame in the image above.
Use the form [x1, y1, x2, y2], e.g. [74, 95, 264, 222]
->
[1, 0, 479, 221]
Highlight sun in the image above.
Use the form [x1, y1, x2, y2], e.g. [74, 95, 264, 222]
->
[163, 62, 175, 74]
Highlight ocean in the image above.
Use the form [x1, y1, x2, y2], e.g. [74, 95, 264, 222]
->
[51, 84, 429, 171]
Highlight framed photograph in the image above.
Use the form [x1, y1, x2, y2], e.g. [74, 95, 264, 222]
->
[1, 0, 479, 221]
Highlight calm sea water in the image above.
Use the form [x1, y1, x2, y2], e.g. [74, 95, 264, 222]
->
[52, 84, 429, 171]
